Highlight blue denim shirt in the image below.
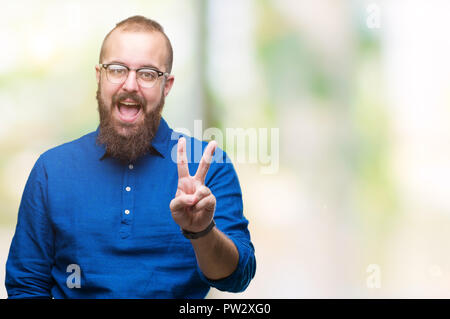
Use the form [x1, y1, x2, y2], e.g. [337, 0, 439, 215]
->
[5, 118, 256, 298]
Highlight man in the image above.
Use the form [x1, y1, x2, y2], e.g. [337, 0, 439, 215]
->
[5, 16, 256, 298]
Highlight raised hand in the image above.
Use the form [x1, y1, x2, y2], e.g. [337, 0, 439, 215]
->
[170, 137, 218, 233]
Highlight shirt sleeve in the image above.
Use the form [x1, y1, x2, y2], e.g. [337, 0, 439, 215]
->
[5, 155, 55, 299]
[198, 148, 256, 292]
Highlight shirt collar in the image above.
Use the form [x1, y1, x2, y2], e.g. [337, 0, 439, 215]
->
[95, 117, 171, 161]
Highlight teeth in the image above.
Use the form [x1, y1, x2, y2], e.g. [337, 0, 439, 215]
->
[120, 101, 139, 106]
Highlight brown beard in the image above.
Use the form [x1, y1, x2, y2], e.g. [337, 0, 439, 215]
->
[95, 85, 165, 164]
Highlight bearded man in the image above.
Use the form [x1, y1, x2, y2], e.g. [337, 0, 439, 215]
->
[5, 16, 256, 298]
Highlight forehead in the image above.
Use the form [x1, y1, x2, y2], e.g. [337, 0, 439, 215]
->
[102, 30, 168, 70]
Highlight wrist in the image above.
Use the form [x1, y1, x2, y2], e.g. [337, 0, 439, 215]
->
[181, 220, 215, 240]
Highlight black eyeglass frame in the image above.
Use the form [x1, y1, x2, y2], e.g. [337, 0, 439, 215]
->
[99, 63, 169, 86]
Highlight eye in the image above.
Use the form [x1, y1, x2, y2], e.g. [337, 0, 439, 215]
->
[107, 65, 127, 75]
[138, 69, 158, 81]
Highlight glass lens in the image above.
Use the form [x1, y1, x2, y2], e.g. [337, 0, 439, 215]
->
[106, 64, 128, 83]
[137, 69, 158, 87]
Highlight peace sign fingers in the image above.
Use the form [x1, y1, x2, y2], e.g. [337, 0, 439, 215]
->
[176, 137, 217, 184]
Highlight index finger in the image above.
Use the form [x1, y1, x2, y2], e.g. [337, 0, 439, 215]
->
[194, 140, 217, 183]
[177, 137, 190, 179]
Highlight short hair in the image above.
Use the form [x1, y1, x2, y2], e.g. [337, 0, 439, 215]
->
[99, 15, 173, 73]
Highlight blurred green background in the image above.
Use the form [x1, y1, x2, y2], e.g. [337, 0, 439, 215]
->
[2, 0, 450, 298]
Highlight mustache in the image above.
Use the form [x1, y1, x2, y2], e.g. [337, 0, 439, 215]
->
[112, 92, 147, 109]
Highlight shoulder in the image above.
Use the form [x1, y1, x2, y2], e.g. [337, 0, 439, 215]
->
[38, 130, 98, 164]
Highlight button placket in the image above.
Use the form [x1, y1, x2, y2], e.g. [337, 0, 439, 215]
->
[120, 163, 135, 239]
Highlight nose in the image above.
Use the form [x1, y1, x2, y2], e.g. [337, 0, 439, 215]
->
[121, 70, 139, 92]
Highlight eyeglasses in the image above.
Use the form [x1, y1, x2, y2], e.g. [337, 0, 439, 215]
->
[99, 63, 169, 88]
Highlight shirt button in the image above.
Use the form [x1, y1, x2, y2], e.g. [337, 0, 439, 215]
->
[125, 186, 131, 192]
[125, 209, 130, 215]
[128, 164, 134, 170]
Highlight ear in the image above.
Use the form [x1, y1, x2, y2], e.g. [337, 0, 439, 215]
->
[163, 75, 175, 97]
[95, 64, 101, 84]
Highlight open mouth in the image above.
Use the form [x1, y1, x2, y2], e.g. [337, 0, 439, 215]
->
[115, 100, 142, 123]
